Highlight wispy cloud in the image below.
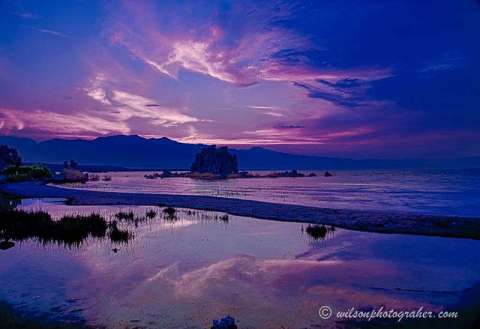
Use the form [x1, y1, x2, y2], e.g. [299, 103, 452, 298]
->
[107, 1, 391, 89]
[248, 105, 277, 110]
[110, 90, 201, 126]
[13, 11, 40, 19]
[1, 0, 477, 157]
[248, 105, 284, 117]
[82, 70, 203, 127]
[24, 26, 72, 39]
[0, 108, 129, 138]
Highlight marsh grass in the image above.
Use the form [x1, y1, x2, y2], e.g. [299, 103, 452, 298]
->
[0, 209, 133, 247]
[108, 221, 132, 243]
[1, 205, 231, 250]
[218, 214, 229, 222]
[162, 206, 177, 220]
[305, 224, 336, 240]
[182, 209, 230, 223]
[114, 211, 135, 221]
[145, 209, 157, 219]
[114, 209, 158, 227]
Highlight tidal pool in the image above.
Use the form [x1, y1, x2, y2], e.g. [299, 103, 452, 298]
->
[1, 199, 479, 328]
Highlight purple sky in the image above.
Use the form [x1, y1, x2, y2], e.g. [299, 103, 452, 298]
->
[0, 0, 479, 158]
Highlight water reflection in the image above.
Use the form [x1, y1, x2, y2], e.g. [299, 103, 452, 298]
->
[0, 202, 234, 250]
[1, 199, 480, 329]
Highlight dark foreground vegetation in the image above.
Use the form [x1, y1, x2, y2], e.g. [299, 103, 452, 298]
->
[3, 165, 51, 182]
[1, 143, 52, 183]
[2, 182, 480, 240]
[0, 202, 231, 249]
[108, 221, 132, 242]
[0, 145, 21, 169]
[162, 206, 177, 220]
[0, 208, 132, 247]
[305, 224, 336, 240]
[113, 209, 158, 227]
[114, 210, 135, 221]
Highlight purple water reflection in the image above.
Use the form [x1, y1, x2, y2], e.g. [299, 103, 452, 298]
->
[0, 199, 479, 328]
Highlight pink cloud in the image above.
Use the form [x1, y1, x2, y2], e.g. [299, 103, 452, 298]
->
[0, 108, 130, 139]
[107, 1, 391, 87]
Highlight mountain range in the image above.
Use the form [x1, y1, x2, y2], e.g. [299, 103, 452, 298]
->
[1, 135, 479, 170]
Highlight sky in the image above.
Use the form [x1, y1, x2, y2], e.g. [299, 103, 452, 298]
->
[0, 0, 479, 158]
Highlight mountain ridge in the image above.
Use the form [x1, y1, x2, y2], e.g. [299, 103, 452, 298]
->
[1, 135, 479, 170]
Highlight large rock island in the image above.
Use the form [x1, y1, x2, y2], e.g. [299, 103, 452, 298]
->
[190, 145, 238, 178]
[145, 146, 317, 180]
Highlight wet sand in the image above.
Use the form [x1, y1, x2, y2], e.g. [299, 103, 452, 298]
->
[1, 181, 480, 240]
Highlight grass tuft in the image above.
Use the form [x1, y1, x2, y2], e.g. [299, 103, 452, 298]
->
[146, 209, 157, 219]
[219, 214, 229, 222]
[114, 211, 135, 221]
[305, 224, 336, 240]
[108, 221, 132, 243]
[0, 209, 133, 247]
[162, 207, 177, 220]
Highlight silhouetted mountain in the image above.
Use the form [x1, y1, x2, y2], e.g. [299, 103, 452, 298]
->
[0, 135, 479, 170]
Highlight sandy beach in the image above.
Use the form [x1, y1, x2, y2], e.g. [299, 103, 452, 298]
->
[2, 181, 479, 240]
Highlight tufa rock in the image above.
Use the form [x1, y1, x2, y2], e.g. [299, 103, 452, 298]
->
[63, 160, 87, 183]
[191, 146, 238, 178]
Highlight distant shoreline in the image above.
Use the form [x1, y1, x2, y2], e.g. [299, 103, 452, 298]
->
[1, 181, 480, 240]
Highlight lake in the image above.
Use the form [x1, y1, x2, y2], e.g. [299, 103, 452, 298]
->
[1, 198, 479, 328]
[62, 169, 480, 217]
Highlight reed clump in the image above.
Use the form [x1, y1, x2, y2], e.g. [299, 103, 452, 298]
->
[219, 214, 229, 222]
[162, 206, 177, 220]
[305, 224, 336, 240]
[146, 209, 157, 219]
[0, 208, 132, 247]
[108, 221, 132, 243]
[114, 211, 135, 221]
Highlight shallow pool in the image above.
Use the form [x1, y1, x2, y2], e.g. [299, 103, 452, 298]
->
[0, 199, 479, 328]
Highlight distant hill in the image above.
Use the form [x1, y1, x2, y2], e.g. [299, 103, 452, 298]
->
[1, 135, 479, 170]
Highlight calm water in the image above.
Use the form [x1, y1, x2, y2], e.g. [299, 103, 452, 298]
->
[62, 169, 480, 217]
[1, 199, 480, 328]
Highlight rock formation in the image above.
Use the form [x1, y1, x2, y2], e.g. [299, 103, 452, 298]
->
[63, 160, 87, 182]
[190, 146, 238, 178]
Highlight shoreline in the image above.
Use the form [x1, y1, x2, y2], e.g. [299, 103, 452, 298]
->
[1, 181, 480, 240]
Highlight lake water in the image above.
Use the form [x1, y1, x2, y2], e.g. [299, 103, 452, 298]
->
[64, 169, 480, 217]
[1, 199, 480, 328]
